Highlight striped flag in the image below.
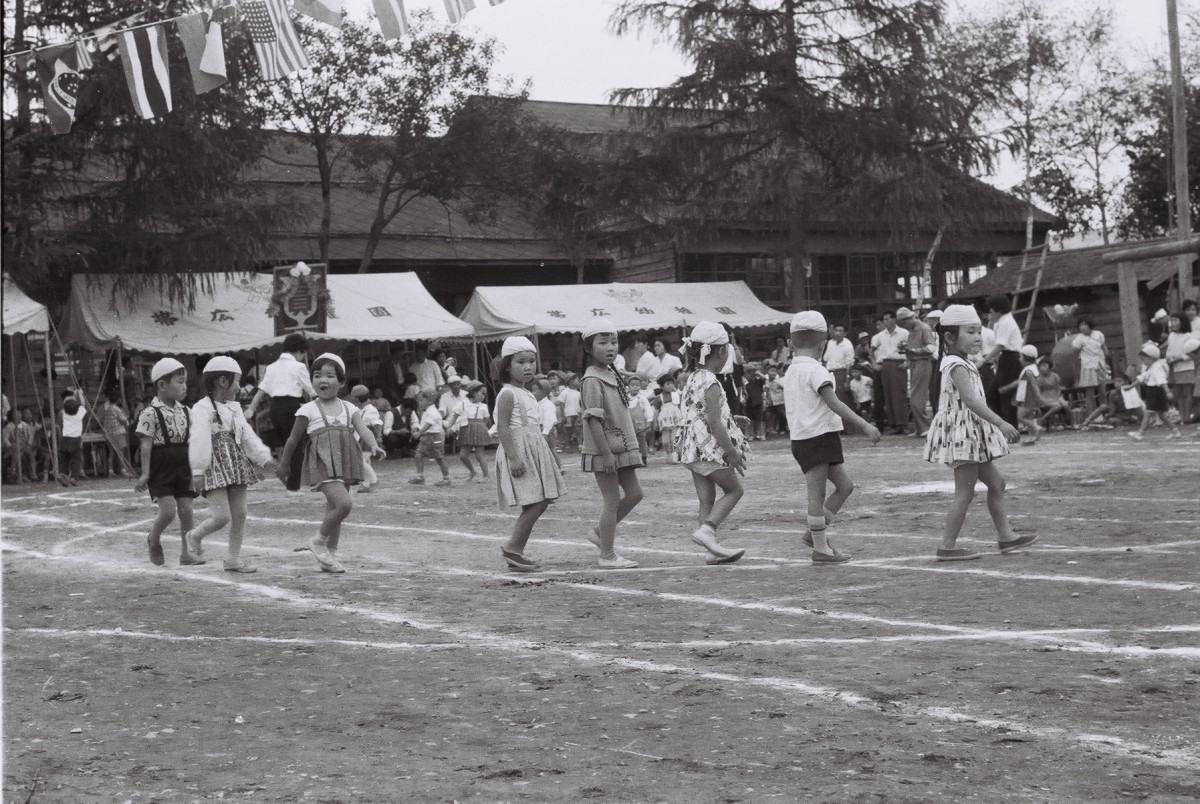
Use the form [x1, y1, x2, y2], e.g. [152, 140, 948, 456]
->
[243, 0, 309, 80]
[443, 0, 475, 24]
[176, 12, 227, 94]
[372, 0, 409, 40]
[296, 0, 344, 28]
[34, 42, 92, 135]
[116, 23, 172, 120]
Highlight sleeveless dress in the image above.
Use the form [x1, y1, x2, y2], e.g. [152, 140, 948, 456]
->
[657, 392, 682, 429]
[301, 399, 365, 489]
[674, 369, 749, 471]
[459, 400, 493, 448]
[924, 355, 1010, 466]
[495, 386, 563, 508]
[203, 405, 257, 492]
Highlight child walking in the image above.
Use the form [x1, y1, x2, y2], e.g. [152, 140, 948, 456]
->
[656, 374, 682, 453]
[626, 375, 655, 462]
[532, 379, 564, 470]
[134, 358, 202, 567]
[580, 319, 644, 569]
[448, 380, 491, 481]
[409, 390, 452, 485]
[186, 356, 278, 572]
[674, 321, 748, 564]
[278, 353, 386, 573]
[784, 311, 882, 563]
[925, 305, 1034, 561]
[495, 337, 564, 572]
[350, 385, 383, 492]
[1126, 343, 1184, 441]
[1000, 344, 1043, 445]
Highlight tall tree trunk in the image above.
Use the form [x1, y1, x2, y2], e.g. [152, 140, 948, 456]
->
[782, 0, 808, 311]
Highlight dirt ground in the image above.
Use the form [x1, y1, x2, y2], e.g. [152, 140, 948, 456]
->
[3, 425, 1199, 803]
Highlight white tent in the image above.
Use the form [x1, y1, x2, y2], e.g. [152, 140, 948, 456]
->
[459, 281, 792, 341]
[2, 273, 50, 335]
[59, 272, 474, 353]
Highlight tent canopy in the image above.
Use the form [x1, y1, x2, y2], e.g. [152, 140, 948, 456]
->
[459, 281, 792, 341]
[59, 272, 473, 354]
[2, 273, 50, 335]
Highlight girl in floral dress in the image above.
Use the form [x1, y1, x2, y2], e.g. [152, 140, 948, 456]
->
[187, 356, 277, 572]
[673, 322, 747, 564]
[925, 306, 1035, 562]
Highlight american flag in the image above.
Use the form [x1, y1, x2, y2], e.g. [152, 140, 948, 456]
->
[243, 0, 308, 80]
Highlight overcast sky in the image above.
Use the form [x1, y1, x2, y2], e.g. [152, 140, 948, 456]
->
[346, 0, 1194, 190]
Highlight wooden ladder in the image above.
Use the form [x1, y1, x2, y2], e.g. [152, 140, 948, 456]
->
[1011, 243, 1049, 341]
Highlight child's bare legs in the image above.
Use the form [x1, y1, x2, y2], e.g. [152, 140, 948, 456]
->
[176, 497, 195, 559]
[188, 488, 230, 555]
[978, 461, 1014, 542]
[433, 458, 450, 480]
[317, 482, 353, 556]
[504, 500, 549, 556]
[823, 464, 855, 523]
[413, 455, 425, 479]
[146, 497, 177, 564]
[636, 431, 649, 462]
[1175, 384, 1194, 424]
[594, 467, 643, 558]
[802, 465, 836, 554]
[225, 486, 248, 563]
[941, 463, 980, 550]
[472, 448, 489, 477]
[693, 468, 743, 529]
[458, 447, 477, 478]
[1019, 408, 1041, 442]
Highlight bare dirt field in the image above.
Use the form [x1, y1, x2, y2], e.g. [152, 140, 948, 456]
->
[3, 427, 1199, 802]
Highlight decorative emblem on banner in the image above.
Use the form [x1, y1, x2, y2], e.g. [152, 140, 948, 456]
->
[604, 287, 644, 304]
[268, 262, 332, 336]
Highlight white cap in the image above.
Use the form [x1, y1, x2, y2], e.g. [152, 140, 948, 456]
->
[939, 304, 982, 327]
[202, 355, 241, 375]
[313, 352, 345, 374]
[1152, 308, 1169, 322]
[1020, 344, 1038, 359]
[1140, 343, 1160, 359]
[790, 310, 828, 332]
[925, 309, 943, 320]
[445, 375, 462, 384]
[895, 306, 916, 320]
[581, 318, 618, 339]
[501, 336, 537, 357]
[150, 357, 185, 383]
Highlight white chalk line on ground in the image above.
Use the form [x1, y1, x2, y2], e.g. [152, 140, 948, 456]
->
[849, 562, 1195, 592]
[3, 542, 1197, 771]
[5, 626, 464, 651]
[7, 534, 1195, 665]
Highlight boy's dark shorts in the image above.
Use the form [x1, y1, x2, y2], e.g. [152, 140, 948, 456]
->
[1143, 385, 1169, 413]
[746, 403, 764, 420]
[148, 445, 197, 503]
[790, 432, 845, 474]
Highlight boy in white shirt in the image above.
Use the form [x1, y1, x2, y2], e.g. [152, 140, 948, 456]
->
[784, 311, 881, 563]
[1126, 344, 1183, 440]
[847, 367, 874, 418]
[350, 385, 383, 491]
[560, 375, 582, 450]
[58, 389, 88, 485]
[625, 375, 656, 462]
[410, 391, 451, 486]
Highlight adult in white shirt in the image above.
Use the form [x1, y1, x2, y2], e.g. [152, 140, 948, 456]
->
[870, 312, 910, 433]
[245, 333, 313, 491]
[636, 337, 684, 388]
[1164, 312, 1200, 425]
[409, 342, 445, 395]
[1070, 318, 1109, 417]
[821, 324, 856, 409]
[984, 296, 1023, 426]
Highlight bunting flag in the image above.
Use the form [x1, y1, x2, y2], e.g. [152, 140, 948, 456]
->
[116, 23, 172, 119]
[176, 12, 227, 94]
[244, 0, 310, 80]
[91, 11, 151, 62]
[373, 0, 410, 40]
[296, 0, 344, 29]
[443, 0, 476, 24]
[33, 42, 92, 135]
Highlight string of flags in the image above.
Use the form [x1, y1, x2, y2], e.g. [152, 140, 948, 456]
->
[9, 0, 509, 136]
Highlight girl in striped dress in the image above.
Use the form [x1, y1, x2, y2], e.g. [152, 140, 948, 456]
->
[278, 353, 386, 574]
[495, 337, 563, 572]
[925, 306, 1034, 562]
[187, 356, 277, 573]
[449, 381, 492, 482]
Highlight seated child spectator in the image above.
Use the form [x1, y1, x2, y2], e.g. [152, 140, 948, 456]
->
[848, 366, 874, 419]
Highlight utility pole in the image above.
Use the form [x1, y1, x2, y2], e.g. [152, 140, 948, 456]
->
[1167, 0, 1193, 301]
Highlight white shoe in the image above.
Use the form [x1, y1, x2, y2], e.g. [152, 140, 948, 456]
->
[691, 526, 745, 564]
[308, 535, 334, 569]
[598, 555, 638, 570]
[1128, 432, 1144, 441]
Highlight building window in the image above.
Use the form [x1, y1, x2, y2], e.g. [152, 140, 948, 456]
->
[943, 263, 989, 297]
[680, 254, 788, 310]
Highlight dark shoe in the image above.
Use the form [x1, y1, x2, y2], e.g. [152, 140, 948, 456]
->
[936, 547, 982, 561]
[811, 550, 850, 564]
[802, 530, 814, 548]
[501, 547, 540, 572]
[148, 538, 164, 566]
[998, 535, 1038, 554]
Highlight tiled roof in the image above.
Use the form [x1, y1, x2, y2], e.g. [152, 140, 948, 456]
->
[952, 241, 1189, 298]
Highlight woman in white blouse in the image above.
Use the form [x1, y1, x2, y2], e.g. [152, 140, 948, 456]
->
[1071, 318, 1109, 417]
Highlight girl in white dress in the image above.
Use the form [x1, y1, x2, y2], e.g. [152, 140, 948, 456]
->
[925, 306, 1033, 562]
[495, 337, 563, 572]
[187, 356, 277, 572]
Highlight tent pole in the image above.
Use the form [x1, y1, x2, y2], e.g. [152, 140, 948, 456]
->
[9, 335, 23, 482]
[45, 328, 59, 480]
[116, 339, 126, 411]
[532, 332, 542, 372]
